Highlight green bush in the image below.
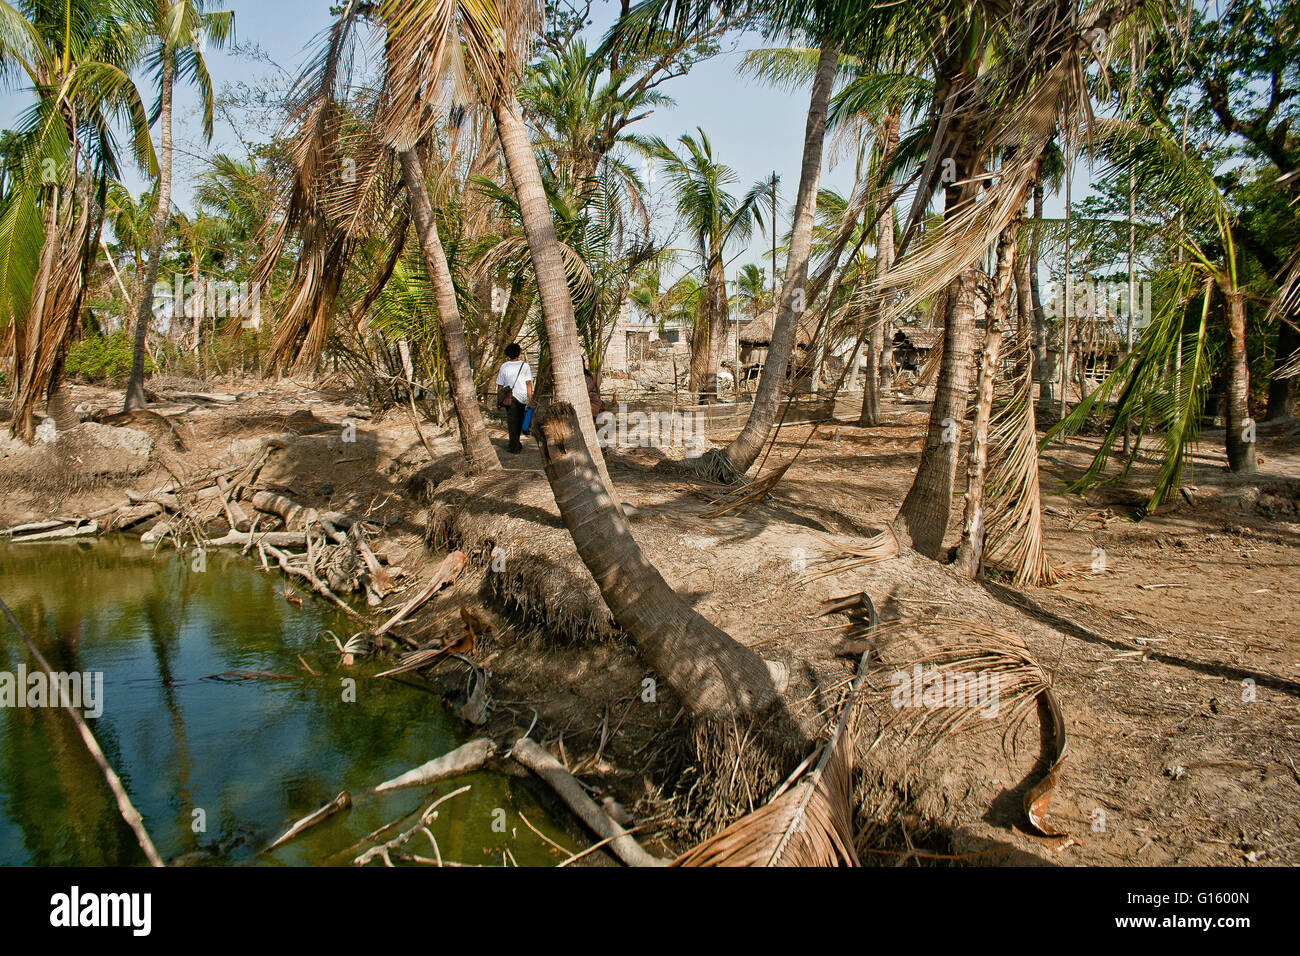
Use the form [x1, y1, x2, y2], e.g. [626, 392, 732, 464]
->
[64, 331, 152, 383]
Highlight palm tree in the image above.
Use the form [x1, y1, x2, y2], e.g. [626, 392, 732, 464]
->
[0, 0, 156, 439]
[382, 0, 778, 716]
[638, 128, 762, 403]
[398, 145, 501, 472]
[123, 0, 234, 411]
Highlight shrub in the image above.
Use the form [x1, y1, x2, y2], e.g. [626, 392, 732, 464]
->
[64, 331, 152, 383]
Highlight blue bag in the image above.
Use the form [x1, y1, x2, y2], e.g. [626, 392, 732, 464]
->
[521, 406, 534, 435]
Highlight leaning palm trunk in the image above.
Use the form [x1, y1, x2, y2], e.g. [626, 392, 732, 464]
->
[1223, 290, 1257, 473]
[491, 89, 613, 492]
[399, 149, 500, 474]
[715, 43, 840, 476]
[537, 403, 777, 718]
[125, 53, 174, 412]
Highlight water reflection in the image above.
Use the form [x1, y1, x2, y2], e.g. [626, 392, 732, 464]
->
[0, 538, 573, 866]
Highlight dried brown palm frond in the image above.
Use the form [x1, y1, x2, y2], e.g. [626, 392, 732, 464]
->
[981, 330, 1056, 587]
[674, 596, 881, 867]
[803, 528, 900, 582]
[880, 1, 1148, 326]
[866, 617, 1069, 839]
[9, 181, 91, 441]
[254, 0, 390, 370]
[672, 728, 858, 867]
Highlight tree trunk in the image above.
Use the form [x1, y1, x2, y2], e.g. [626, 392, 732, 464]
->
[1265, 316, 1298, 420]
[1223, 290, 1257, 473]
[399, 148, 501, 474]
[1030, 181, 1049, 408]
[859, 114, 899, 427]
[492, 90, 613, 492]
[896, 140, 982, 557]
[700, 253, 728, 402]
[719, 42, 840, 474]
[955, 327, 1001, 577]
[125, 52, 174, 411]
[538, 403, 776, 717]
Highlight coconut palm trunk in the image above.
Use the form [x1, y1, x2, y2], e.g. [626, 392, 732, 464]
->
[859, 115, 899, 427]
[717, 42, 840, 475]
[1030, 179, 1050, 408]
[492, 87, 775, 716]
[1223, 290, 1257, 473]
[896, 264, 980, 557]
[1265, 316, 1298, 420]
[124, 52, 174, 412]
[399, 148, 501, 474]
[896, 137, 982, 557]
[537, 403, 777, 717]
[491, 89, 613, 491]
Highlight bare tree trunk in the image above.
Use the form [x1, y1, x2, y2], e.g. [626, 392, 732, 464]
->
[1265, 316, 1298, 420]
[955, 328, 1001, 577]
[1224, 290, 1257, 473]
[1030, 181, 1049, 408]
[125, 51, 174, 411]
[859, 115, 899, 427]
[538, 404, 776, 717]
[399, 148, 501, 474]
[492, 90, 613, 491]
[718, 42, 840, 474]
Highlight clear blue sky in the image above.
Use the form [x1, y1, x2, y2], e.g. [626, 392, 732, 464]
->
[1, 0, 1085, 279]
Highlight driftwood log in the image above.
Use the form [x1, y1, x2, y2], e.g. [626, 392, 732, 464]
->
[510, 737, 666, 867]
[371, 739, 496, 793]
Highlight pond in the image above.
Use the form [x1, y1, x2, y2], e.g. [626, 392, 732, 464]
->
[0, 537, 574, 866]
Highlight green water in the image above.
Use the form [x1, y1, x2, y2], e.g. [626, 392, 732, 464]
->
[0, 538, 574, 867]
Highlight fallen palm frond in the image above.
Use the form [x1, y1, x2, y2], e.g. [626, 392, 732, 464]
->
[673, 596, 880, 867]
[803, 529, 900, 582]
[866, 617, 1069, 841]
[697, 464, 783, 518]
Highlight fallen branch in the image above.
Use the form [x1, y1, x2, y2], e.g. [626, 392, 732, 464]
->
[263, 544, 367, 622]
[11, 521, 98, 543]
[371, 551, 467, 639]
[265, 791, 352, 852]
[353, 786, 470, 867]
[215, 475, 252, 532]
[510, 737, 667, 867]
[370, 739, 495, 793]
[0, 597, 164, 867]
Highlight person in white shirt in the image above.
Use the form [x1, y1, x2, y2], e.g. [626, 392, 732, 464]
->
[496, 343, 534, 453]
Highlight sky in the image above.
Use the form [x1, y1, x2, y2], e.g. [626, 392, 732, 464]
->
[0, 0, 1088, 283]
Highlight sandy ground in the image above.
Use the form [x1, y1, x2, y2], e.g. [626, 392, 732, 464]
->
[3, 378, 1298, 866]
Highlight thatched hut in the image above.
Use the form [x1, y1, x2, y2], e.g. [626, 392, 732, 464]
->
[891, 325, 942, 373]
[738, 308, 817, 384]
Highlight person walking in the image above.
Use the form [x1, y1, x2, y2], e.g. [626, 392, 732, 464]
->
[496, 343, 533, 454]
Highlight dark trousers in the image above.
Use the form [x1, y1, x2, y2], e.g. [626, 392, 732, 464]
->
[506, 400, 527, 452]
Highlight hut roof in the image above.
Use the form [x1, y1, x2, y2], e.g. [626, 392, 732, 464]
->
[894, 325, 942, 350]
[738, 307, 815, 347]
